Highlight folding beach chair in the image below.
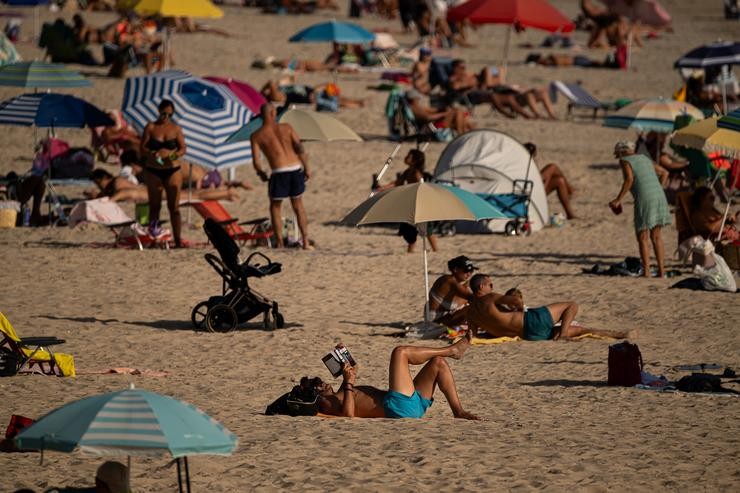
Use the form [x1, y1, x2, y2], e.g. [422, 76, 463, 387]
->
[187, 200, 273, 247]
[549, 81, 629, 119]
[0, 312, 75, 377]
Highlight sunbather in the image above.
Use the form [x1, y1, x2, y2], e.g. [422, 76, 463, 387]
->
[689, 186, 739, 241]
[311, 334, 479, 419]
[411, 47, 433, 94]
[261, 81, 364, 108]
[428, 256, 477, 326]
[523, 143, 576, 219]
[467, 274, 634, 340]
[525, 51, 624, 69]
[406, 89, 473, 135]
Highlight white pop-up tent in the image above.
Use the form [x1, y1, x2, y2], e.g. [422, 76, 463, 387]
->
[433, 129, 549, 233]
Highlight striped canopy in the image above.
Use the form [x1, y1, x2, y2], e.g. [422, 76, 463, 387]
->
[122, 70, 253, 169]
[0, 92, 112, 127]
[16, 387, 237, 457]
[718, 108, 740, 132]
[604, 98, 704, 133]
[0, 61, 90, 88]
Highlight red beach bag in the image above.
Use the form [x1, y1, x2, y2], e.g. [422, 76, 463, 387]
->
[608, 342, 643, 386]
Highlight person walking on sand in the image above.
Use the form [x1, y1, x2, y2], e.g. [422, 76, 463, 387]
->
[306, 332, 479, 420]
[609, 141, 672, 277]
[466, 274, 635, 341]
[251, 103, 312, 249]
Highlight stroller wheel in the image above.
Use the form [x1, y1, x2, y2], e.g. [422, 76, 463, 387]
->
[275, 311, 285, 329]
[191, 301, 210, 330]
[504, 221, 517, 236]
[206, 304, 238, 333]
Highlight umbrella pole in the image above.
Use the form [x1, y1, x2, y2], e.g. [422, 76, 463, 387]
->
[187, 163, 193, 226]
[127, 456, 131, 491]
[177, 458, 184, 493]
[185, 456, 192, 493]
[502, 25, 512, 83]
[423, 231, 430, 323]
[370, 143, 401, 197]
[721, 64, 728, 115]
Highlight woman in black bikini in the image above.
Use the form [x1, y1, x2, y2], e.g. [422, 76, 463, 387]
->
[140, 99, 187, 247]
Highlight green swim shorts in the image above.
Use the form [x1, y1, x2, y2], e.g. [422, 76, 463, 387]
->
[523, 306, 555, 341]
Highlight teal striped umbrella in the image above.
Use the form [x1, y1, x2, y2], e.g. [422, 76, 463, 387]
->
[717, 108, 740, 132]
[0, 61, 91, 88]
[16, 386, 237, 492]
[604, 98, 704, 133]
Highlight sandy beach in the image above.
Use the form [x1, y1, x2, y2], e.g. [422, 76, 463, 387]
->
[1, 1, 739, 491]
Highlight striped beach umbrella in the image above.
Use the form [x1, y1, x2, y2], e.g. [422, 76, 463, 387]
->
[0, 92, 112, 127]
[122, 70, 253, 169]
[717, 108, 740, 132]
[674, 41, 740, 69]
[0, 61, 90, 88]
[604, 98, 704, 133]
[672, 116, 740, 158]
[16, 386, 237, 492]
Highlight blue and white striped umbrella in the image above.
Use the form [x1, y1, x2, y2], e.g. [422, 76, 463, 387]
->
[674, 41, 740, 69]
[122, 70, 253, 169]
[0, 92, 112, 127]
[16, 386, 237, 457]
[717, 108, 740, 132]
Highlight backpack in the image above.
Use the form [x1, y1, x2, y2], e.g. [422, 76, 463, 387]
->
[608, 342, 643, 386]
[0, 348, 20, 377]
[265, 383, 319, 416]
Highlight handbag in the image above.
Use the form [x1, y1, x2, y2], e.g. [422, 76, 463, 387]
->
[608, 342, 643, 386]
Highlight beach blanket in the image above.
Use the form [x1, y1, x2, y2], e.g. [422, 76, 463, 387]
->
[454, 333, 616, 345]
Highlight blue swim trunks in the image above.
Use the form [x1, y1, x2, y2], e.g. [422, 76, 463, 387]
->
[523, 306, 555, 341]
[268, 167, 305, 200]
[383, 390, 432, 419]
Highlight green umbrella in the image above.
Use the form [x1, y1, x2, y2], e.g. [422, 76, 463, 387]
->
[0, 61, 91, 88]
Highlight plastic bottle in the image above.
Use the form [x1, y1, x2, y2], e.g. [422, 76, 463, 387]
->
[21, 204, 30, 227]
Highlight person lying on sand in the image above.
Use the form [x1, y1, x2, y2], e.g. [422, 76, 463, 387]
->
[261, 80, 365, 109]
[312, 335, 479, 420]
[525, 51, 625, 69]
[466, 274, 635, 341]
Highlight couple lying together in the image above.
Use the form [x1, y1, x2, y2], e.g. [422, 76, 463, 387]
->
[287, 257, 634, 422]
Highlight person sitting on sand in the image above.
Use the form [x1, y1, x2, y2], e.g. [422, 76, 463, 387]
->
[310, 335, 479, 419]
[428, 255, 477, 326]
[523, 143, 576, 219]
[641, 132, 688, 181]
[466, 273, 635, 341]
[261, 80, 365, 109]
[689, 186, 739, 241]
[405, 89, 473, 135]
[95, 460, 129, 493]
[1, 171, 46, 226]
[411, 47, 433, 94]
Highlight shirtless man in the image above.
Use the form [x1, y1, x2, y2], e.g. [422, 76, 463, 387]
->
[251, 103, 312, 249]
[411, 47, 433, 94]
[406, 90, 473, 135]
[467, 274, 634, 341]
[428, 255, 477, 326]
[312, 334, 479, 420]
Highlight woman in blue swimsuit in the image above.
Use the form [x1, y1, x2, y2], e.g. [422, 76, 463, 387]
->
[140, 99, 187, 247]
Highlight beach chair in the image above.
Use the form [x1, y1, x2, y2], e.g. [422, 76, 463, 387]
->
[0, 312, 75, 377]
[187, 200, 273, 247]
[385, 88, 453, 142]
[548, 81, 629, 119]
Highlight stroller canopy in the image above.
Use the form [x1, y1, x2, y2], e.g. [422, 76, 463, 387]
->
[433, 129, 549, 232]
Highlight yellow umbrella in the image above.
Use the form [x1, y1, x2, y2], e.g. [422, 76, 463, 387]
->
[672, 116, 740, 158]
[280, 108, 363, 142]
[134, 0, 223, 18]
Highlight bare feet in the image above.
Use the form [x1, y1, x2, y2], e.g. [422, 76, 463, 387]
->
[454, 410, 481, 420]
[449, 330, 473, 360]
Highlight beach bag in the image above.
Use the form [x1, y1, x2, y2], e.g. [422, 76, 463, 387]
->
[0, 347, 20, 376]
[608, 342, 643, 387]
[695, 251, 737, 292]
[265, 385, 319, 417]
[5, 414, 34, 438]
[675, 373, 722, 393]
[51, 148, 94, 179]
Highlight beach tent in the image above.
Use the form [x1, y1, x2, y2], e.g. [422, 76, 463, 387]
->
[433, 129, 549, 233]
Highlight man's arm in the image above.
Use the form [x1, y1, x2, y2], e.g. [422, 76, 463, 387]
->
[486, 292, 524, 312]
[340, 363, 357, 418]
[291, 127, 310, 180]
[250, 135, 268, 182]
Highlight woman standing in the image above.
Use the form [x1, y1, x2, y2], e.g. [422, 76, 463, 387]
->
[609, 141, 672, 277]
[140, 99, 187, 247]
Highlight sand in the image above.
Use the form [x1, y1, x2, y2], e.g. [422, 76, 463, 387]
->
[1, 1, 739, 491]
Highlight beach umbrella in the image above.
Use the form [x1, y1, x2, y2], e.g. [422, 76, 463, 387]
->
[447, 0, 574, 76]
[674, 41, 740, 69]
[203, 76, 267, 115]
[341, 182, 506, 321]
[0, 92, 112, 127]
[122, 70, 253, 170]
[604, 0, 671, 28]
[603, 98, 704, 133]
[16, 385, 237, 493]
[0, 61, 90, 89]
[288, 20, 375, 44]
[226, 107, 362, 144]
[134, 0, 223, 18]
[672, 116, 740, 158]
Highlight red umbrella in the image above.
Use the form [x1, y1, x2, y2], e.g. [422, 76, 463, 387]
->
[448, 0, 574, 77]
[203, 76, 267, 115]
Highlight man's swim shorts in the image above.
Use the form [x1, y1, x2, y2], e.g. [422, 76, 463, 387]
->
[523, 306, 555, 341]
[268, 166, 305, 200]
[383, 390, 432, 419]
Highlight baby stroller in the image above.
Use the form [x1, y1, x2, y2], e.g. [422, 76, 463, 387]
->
[192, 218, 285, 332]
[480, 178, 533, 236]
